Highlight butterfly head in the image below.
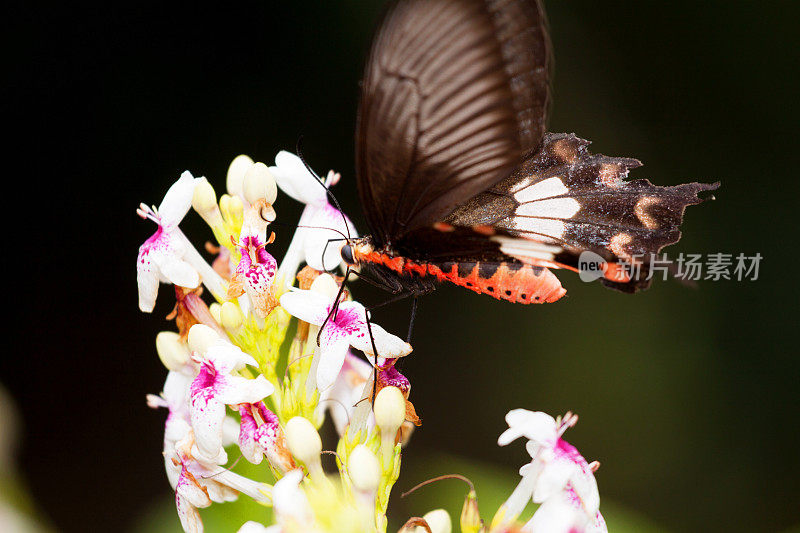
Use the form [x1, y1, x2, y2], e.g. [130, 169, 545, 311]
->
[340, 237, 374, 267]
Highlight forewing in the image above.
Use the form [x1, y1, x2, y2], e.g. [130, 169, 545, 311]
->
[356, 0, 552, 244]
[443, 133, 720, 292]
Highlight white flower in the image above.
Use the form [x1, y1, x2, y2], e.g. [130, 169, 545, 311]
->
[189, 341, 274, 463]
[270, 151, 357, 278]
[172, 435, 271, 533]
[147, 371, 194, 488]
[493, 410, 604, 532]
[137, 172, 202, 312]
[279, 289, 412, 391]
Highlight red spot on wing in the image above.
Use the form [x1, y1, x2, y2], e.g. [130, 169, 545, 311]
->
[433, 222, 455, 232]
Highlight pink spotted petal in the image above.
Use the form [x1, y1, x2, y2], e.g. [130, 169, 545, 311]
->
[190, 387, 227, 462]
[238, 406, 263, 464]
[316, 330, 351, 392]
[258, 424, 295, 475]
[175, 492, 205, 533]
[137, 227, 199, 310]
[137, 267, 159, 312]
[531, 455, 575, 504]
[590, 511, 607, 533]
[553, 439, 600, 515]
[238, 261, 277, 318]
[176, 463, 212, 508]
[524, 485, 604, 533]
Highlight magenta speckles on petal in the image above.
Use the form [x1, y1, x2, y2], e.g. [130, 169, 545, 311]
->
[378, 363, 410, 394]
[555, 439, 590, 472]
[327, 306, 364, 336]
[192, 361, 219, 393]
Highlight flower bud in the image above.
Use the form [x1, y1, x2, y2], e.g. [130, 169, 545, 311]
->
[187, 324, 220, 355]
[228, 194, 244, 223]
[192, 177, 223, 226]
[374, 386, 406, 462]
[208, 302, 222, 324]
[285, 417, 323, 479]
[421, 509, 452, 533]
[460, 490, 481, 533]
[375, 386, 405, 432]
[155, 331, 190, 371]
[227, 154, 255, 198]
[220, 301, 243, 331]
[243, 162, 278, 205]
[309, 273, 339, 300]
[348, 444, 380, 493]
[219, 194, 244, 228]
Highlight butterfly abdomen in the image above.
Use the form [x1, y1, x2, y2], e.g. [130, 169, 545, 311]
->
[357, 250, 564, 304]
[426, 260, 566, 304]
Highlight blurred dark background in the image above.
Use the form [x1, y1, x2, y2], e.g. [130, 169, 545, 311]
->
[6, 1, 799, 532]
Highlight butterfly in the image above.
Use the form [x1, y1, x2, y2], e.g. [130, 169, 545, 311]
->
[331, 0, 718, 307]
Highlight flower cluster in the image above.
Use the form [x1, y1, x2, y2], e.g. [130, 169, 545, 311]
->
[137, 153, 607, 532]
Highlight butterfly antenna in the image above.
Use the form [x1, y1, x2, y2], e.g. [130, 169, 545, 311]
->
[296, 137, 352, 243]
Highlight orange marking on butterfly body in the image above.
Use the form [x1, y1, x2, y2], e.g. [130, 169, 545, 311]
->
[355, 247, 566, 304]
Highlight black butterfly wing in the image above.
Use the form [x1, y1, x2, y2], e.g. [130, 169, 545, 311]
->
[400, 133, 719, 293]
[356, 0, 552, 246]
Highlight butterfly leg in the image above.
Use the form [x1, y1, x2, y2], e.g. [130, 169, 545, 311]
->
[317, 265, 352, 346]
[407, 297, 418, 344]
[363, 309, 381, 408]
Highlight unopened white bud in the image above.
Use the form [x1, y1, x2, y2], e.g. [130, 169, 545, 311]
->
[375, 386, 406, 462]
[243, 162, 278, 205]
[192, 178, 224, 229]
[155, 331, 190, 371]
[285, 417, 323, 477]
[227, 154, 255, 198]
[228, 194, 244, 220]
[192, 177, 217, 214]
[208, 302, 222, 324]
[348, 444, 380, 493]
[421, 509, 452, 533]
[219, 194, 244, 227]
[375, 386, 406, 432]
[220, 301, 243, 330]
[310, 273, 339, 300]
[187, 324, 220, 355]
